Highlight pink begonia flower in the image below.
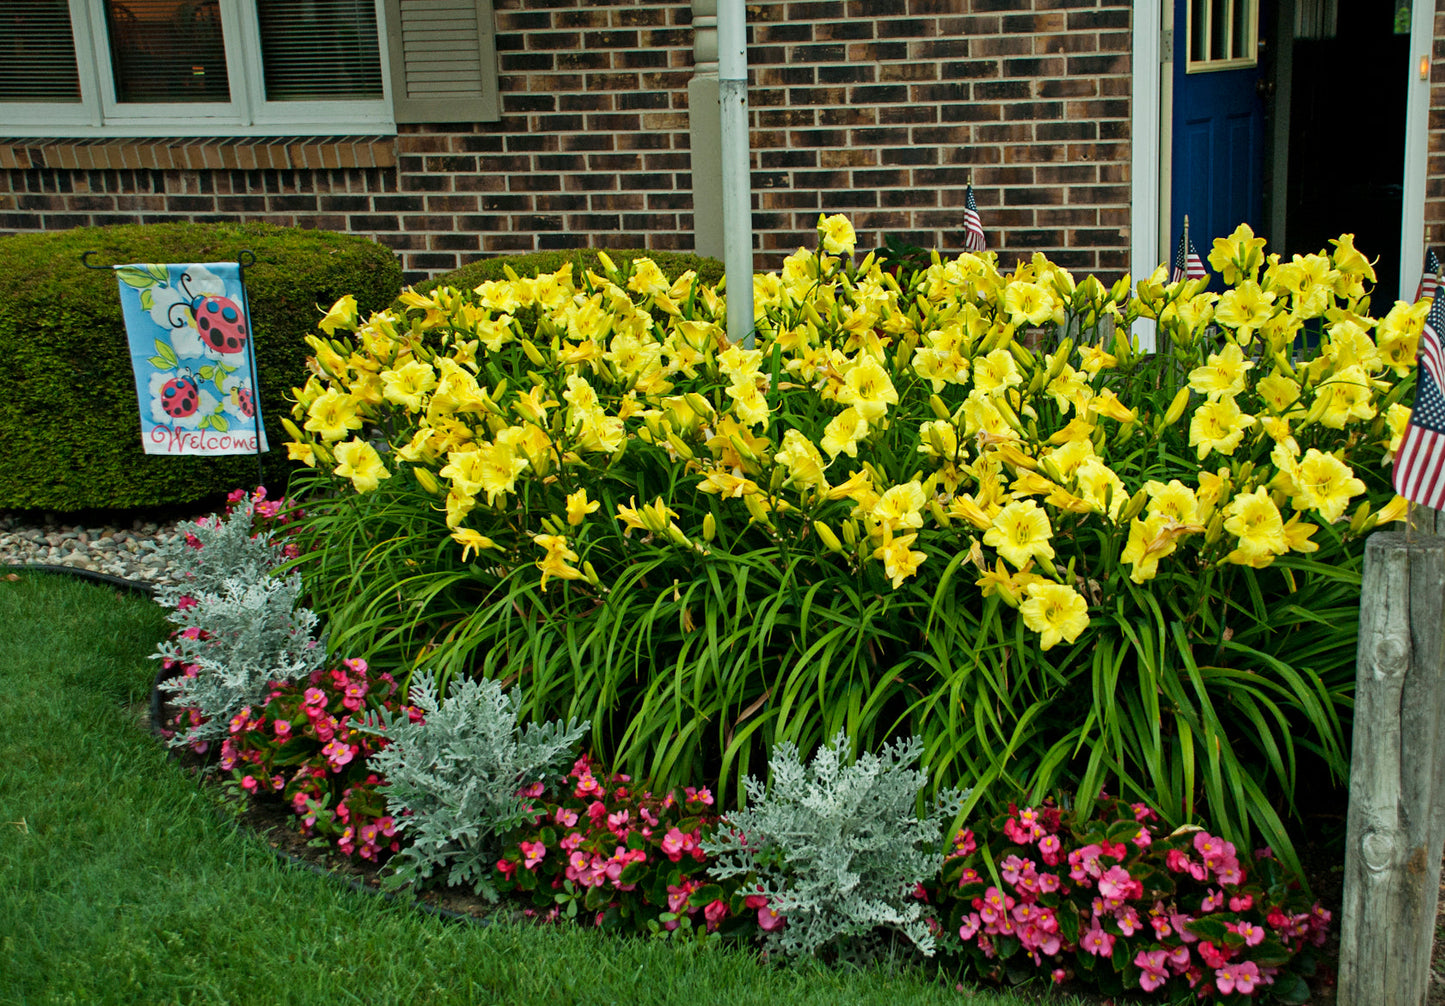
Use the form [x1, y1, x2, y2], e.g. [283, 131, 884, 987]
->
[516, 781, 545, 799]
[959, 913, 982, 940]
[1068, 844, 1105, 883]
[684, 786, 714, 806]
[1229, 893, 1254, 912]
[607, 809, 630, 834]
[661, 827, 696, 862]
[957, 867, 981, 886]
[1215, 960, 1260, 995]
[951, 829, 977, 857]
[1097, 864, 1138, 900]
[240, 775, 257, 791]
[273, 719, 292, 740]
[520, 841, 546, 870]
[1134, 949, 1171, 992]
[1132, 826, 1153, 849]
[999, 854, 1030, 885]
[1037, 871, 1060, 893]
[342, 656, 368, 675]
[1051, 968, 1068, 985]
[758, 906, 785, 931]
[554, 807, 579, 828]
[321, 739, 353, 769]
[1080, 925, 1114, 957]
[303, 687, 327, 707]
[1114, 906, 1141, 936]
[1200, 888, 1224, 912]
[1230, 920, 1266, 946]
[559, 831, 585, 853]
[1198, 941, 1229, 969]
[496, 858, 516, 880]
[1037, 834, 1062, 865]
[586, 800, 608, 825]
[1168, 945, 1191, 973]
[703, 899, 728, 931]
[574, 773, 605, 799]
[177, 595, 198, 610]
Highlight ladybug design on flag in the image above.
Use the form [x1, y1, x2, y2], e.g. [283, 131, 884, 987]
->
[235, 386, 256, 418]
[160, 372, 200, 418]
[191, 293, 249, 355]
[174, 271, 249, 356]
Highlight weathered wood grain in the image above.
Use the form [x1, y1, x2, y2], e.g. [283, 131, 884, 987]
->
[1339, 532, 1445, 1005]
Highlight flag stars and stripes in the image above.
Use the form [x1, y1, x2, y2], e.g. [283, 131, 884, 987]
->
[1394, 295, 1445, 508]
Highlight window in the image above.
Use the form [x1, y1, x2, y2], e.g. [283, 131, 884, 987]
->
[0, 0, 498, 137]
[1186, 0, 1260, 72]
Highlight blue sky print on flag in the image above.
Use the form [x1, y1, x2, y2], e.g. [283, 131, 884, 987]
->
[114, 261, 269, 456]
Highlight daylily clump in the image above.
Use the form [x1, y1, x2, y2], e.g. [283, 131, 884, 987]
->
[286, 218, 1407, 650]
[279, 218, 1414, 864]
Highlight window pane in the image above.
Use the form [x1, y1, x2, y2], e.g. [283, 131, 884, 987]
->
[1232, 0, 1250, 60]
[257, 0, 383, 101]
[1191, 0, 1207, 62]
[0, 1, 82, 102]
[105, 0, 231, 103]
[1211, 0, 1227, 61]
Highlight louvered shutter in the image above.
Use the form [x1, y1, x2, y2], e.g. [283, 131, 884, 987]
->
[0, 1, 83, 103]
[382, 0, 499, 123]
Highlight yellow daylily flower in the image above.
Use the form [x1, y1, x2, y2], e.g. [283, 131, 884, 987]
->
[566, 488, 601, 526]
[873, 533, 926, 588]
[984, 499, 1055, 570]
[332, 438, 390, 494]
[450, 526, 497, 562]
[1019, 582, 1090, 650]
[1189, 397, 1255, 460]
[1223, 487, 1288, 568]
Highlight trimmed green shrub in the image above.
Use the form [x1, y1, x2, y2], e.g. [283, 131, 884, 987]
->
[0, 222, 401, 511]
[411, 248, 724, 298]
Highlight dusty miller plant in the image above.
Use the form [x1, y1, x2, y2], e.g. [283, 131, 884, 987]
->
[359, 674, 589, 899]
[157, 573, 326, 748]
[703, 732, 965, 959]
[153, 497, 287, 609]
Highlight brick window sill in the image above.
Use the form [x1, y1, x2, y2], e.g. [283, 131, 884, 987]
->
[0, 138, 397, 172]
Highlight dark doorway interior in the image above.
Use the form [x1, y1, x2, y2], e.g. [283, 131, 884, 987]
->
[1282, 0, 1408, 299]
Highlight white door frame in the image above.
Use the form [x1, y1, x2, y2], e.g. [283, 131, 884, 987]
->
[1141, 0, 1430, 305]
[1400, 0, 1433, 302]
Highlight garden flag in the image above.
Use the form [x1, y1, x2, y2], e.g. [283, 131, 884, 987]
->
[1171, 227, 1207, 283]
[114, 262, 268, 456]
[1393, 292, 1445, 508]
[1417, 248, 1440, 303]
[964, 184, 986, 252]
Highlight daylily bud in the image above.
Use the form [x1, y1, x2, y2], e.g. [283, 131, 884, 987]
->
[520, 339, 547, 366]
[813, 520, 844, 553]
[1120, 488, 1149, 524]
[1349, 500, 1373, 535]
[583, 561, 601, 586]
[281, 417, 306, 442]
[684, 392, 715, 420]
[703, 512, 718, 542]
[743, 492, 774, 528]
[666, 431, 695, 461]
[1205, 513, 1224, 545]
[928, 499, 952, 528]
[412, 467, 441, 495]
[842, 519, 859, 546]
[929, 394, 951, 421]
[1162, 387, 1191, 427]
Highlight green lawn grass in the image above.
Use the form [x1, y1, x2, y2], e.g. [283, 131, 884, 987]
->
[0, 571, 1092, 1006]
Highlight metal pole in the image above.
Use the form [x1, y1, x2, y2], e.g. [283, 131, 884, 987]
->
[717, 0, 754, 348]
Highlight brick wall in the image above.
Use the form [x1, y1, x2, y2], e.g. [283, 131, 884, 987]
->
[0, 0, 1134, 284]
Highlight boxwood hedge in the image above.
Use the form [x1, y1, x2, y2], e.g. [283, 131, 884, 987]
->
[0, 223, 401, 511]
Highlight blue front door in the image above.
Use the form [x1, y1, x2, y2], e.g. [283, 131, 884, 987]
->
[1171, 0, 1267, 274]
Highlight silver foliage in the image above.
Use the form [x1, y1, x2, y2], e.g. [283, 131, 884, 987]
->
[358, 674, 589, 899]
[703, 731, 966, 959]
[157, 572, 326, 747]
[153, 497, 288, 609]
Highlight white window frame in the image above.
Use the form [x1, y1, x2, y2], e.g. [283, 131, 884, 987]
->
[1, 0, 397, 137]
[1185, 0, 1261, 73]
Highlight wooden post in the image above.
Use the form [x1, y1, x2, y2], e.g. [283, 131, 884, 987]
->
[1339, 531, 1445, 1005]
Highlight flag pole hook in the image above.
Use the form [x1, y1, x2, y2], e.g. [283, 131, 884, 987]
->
[80, 250, 114, 271]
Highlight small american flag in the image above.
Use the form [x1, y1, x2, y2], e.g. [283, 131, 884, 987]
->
[1393, 293, 1445, 508]
[1417, 248, 1440, 303]
[964, 184, 985, 252]
[1170, 230, 1207, 283]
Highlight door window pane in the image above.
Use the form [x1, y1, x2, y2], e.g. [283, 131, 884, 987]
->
[105, 0, 231, 103]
